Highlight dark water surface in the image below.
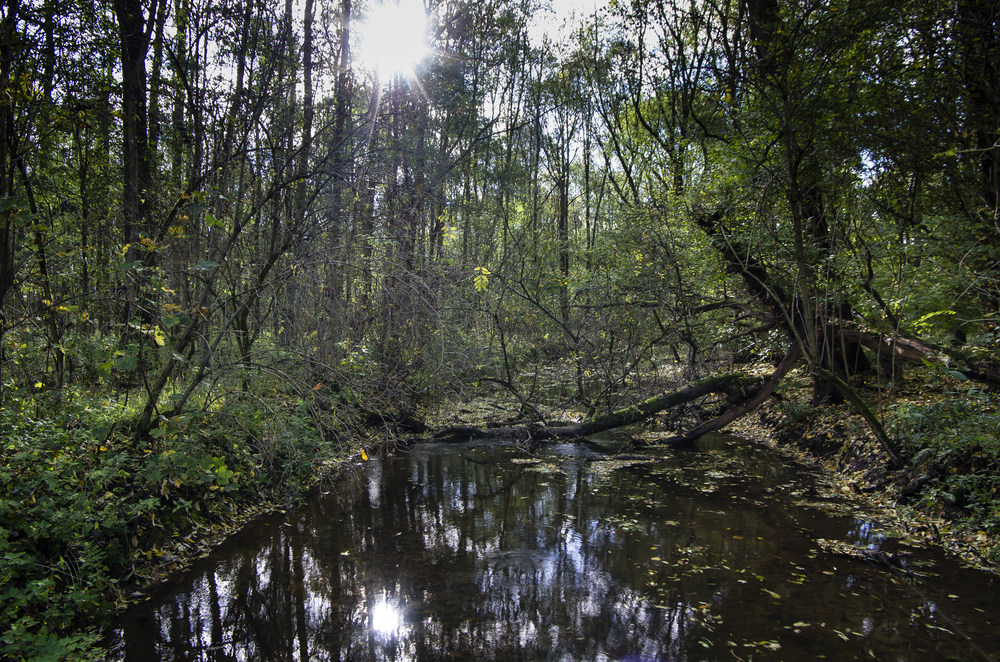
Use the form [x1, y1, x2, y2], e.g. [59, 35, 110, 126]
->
[106, 435, 998, 661]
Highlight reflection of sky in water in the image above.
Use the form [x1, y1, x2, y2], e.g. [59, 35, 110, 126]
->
[367, 457, 383, 508]
[847, 518, 886, 549]
[108, 442, 1000, 662]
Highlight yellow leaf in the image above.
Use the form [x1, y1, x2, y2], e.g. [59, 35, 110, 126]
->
[35, 381, 43, 388]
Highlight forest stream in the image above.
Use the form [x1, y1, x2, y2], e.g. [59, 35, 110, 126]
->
[104, 433, 998, 661]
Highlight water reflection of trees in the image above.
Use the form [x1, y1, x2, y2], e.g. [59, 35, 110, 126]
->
[110, 444, 993, 661]
[110, 448, 700, 659]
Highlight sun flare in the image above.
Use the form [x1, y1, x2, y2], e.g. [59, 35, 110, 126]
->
[370, 600, 404, 636]
[358, 0, 429, 80]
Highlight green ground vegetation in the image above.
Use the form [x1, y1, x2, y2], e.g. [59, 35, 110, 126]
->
[1, 366, 362, 660]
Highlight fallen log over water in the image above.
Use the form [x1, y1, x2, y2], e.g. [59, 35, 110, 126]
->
[433, 371, 768, 445]
[659, 345, 800, 445]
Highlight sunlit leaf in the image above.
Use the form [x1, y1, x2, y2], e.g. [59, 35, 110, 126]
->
[473, 266, 491, 292]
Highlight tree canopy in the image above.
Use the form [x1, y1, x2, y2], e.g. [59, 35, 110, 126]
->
[3, 0, 997, 416]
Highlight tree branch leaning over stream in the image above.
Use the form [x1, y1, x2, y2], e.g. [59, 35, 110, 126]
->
[433, 371, 767, 445]
[659, 345, 800, 446]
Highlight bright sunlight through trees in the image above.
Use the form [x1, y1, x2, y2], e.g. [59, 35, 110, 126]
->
[358, 0, 429, 80]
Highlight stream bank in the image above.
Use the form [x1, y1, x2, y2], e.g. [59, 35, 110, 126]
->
[0, 389, 374, 661]
[727, 367, 1000, 573]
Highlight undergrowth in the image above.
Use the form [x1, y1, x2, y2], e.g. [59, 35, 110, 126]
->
[0, 383, 356, 661]
[887, 383, 1000, 542]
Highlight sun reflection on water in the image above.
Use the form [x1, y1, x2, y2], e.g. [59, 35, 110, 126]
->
[370, 599, 404, 637]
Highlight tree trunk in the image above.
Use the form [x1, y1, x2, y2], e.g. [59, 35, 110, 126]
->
[114, 0, 156, 249]
[956, 0, 1000, 332]
[433, 372, 765, 444]
[114, 0, 159, 328]
[0, 0, 20, 394]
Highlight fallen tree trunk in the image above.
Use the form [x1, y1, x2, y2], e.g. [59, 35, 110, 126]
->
[839, 328, 1000, 387]
[660, 345, 800, 446]
[433, 372, 765, 444]
[838, 329, 944, 370]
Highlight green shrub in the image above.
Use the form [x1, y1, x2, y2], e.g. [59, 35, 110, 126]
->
[888, 386, 1000, 531]
[0, 381, 342, 661]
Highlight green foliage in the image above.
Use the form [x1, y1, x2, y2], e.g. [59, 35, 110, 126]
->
[0, 397, 126, 660]
[779, 398, 817, 428]
[0, 374, 342, 661]
[888, 381, 1000, 532]
[473, 266, 491, 292]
